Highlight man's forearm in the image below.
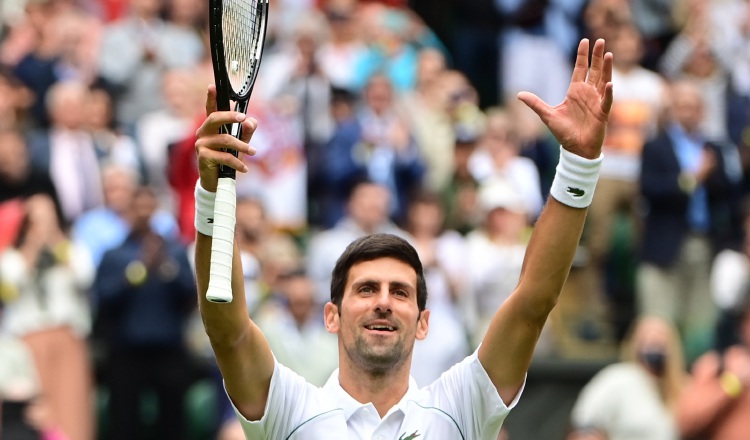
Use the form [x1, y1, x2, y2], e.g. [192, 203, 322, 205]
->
[194, 233, 253, 347]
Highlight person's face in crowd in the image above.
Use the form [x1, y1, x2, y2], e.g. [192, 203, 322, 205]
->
[347, 183, 390, 232]
[364, 75, 393, 114]
[484, 114, 520, 165]
[24, 194, 61, 245]
[610, 25, 643, 70]
[407, 199, 443, 238]
[684, 43, 717, 78]
[48, 82, 89, 130]
[0, 131, 30, 184]
[86, 89, 114, 131]
[326, 8, 357, 42]
[632, 317, 672, 377]
[326, 257, 428, 375]
[102, 167, 137, 214]
[283, 275, 317, 326]
[669, 82, 704, 134]
[162, 69, 202, 118]
[129, 187, 158, 235]
[415, 48, 445, 89]
[236, 198, 266, 244]
[485, 206, 527, 241]
[130, 0, 161, 19]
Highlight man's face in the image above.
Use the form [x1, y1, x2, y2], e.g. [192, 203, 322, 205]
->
[325, 257, 429, 375]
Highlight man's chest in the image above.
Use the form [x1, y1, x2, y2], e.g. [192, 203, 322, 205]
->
[288, 406, 466, 440]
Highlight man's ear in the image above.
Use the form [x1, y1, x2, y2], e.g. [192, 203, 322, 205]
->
[416, 309, 430, 341]
[324, 302, 340, 334]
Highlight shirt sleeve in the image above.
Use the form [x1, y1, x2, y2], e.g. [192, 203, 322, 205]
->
[229, 360, 319, 439]
[427, 348, 524, 440]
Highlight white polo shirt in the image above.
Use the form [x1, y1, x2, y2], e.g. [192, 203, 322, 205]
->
[233, 350, 522, 439]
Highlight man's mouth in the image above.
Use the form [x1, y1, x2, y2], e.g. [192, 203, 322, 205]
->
[364, 324, 397, 332]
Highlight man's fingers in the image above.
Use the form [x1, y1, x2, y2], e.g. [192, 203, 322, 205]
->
[205, 84, 218, 116]
[598, 52, 614, 96]
[570, 39, 590, 83]
[517, 91, 550, 123]
[198, 148, 249, 173]
[239, 118, 258, 145]
[587, 39, 606, 86]
[196, 111, 247, 138]
[600, 82, 614, 115]
[196, 132, 254, 156]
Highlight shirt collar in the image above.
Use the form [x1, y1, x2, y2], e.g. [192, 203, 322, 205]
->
[322, 369, 421, 420]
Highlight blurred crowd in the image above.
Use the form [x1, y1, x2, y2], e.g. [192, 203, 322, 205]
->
[2, 0, 750, 439]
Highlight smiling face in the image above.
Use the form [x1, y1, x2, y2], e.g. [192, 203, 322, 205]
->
[325, 257, 429, 376]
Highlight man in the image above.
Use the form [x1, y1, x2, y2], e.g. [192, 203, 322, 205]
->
[638, 79, 739, 362]
[194, 38, 613, 438]
[93, 186, 196, 440]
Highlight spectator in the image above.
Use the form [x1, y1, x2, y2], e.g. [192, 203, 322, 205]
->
[497, 0, 582, 106]
[398, 52, 455, 194]
[98, 0, 204, 127]
[0, 68, 33, 131]
[638, 79, 739, 362]
[676, 288, 750, 440]
[465, 178, 529, 348]
[582, 22, 667, 338]
[235, 196, 303, 316]
[135, 68, 205, 210]
[0, 194, 96, 440]
[404, 192, 470, 386]
[255, 270, 338, 386]
[26, 80, 103, 224]
[85, 81, 142, 174]
[71, 164, 178, 268]
[92, 186, 196, 440]
[0, 126, 59, 210]
[352, 5, 421, 92]
[660, 0, 734, 141]
[568, 316, 685, 440]
[307, 180, 410, 303]
[469, 108, 544, 221]
[317, 2, 368, 91]
[323, 73, 424, 223]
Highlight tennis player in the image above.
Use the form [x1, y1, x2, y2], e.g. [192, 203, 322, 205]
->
[193, 38, 613, 439]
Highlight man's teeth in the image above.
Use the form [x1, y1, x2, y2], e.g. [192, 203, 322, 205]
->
[366, 325, 395, 331]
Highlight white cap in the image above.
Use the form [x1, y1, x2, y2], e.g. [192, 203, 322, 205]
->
[478, 178, 526, 215]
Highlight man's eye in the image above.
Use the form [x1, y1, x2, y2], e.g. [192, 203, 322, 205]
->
[393, 290, 408, 297]
[359, 286, 374, 293]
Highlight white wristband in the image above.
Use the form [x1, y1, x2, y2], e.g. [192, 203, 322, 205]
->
[195, 180, 216, 236]
[549, 146, 603, 208]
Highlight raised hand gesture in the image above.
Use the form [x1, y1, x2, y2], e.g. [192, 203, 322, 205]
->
[518, 39, 613, 159]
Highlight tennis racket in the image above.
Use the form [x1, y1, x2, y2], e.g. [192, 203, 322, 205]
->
[206, 0, 269, 303]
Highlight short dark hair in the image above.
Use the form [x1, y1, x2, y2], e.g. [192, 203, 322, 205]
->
[330, 233, 427, 311]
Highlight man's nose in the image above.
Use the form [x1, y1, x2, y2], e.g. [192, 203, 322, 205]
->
[372, 287, 393, 313]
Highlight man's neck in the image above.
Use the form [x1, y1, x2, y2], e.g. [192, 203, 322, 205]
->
[338, 360, 412, 418]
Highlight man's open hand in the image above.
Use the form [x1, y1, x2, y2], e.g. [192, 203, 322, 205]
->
[518, 39, 613, 160]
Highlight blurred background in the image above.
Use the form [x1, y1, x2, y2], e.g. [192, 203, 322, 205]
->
[2, 0, 750, 439]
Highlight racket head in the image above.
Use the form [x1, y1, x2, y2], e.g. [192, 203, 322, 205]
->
[209, 0, 269, 104]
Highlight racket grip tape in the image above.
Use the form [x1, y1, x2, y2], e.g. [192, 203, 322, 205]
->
[206, 177, 237, 303]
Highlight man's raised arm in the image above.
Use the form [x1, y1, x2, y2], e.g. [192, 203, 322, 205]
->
[478, 39, 614, 404]
[194, 85, 275, 421]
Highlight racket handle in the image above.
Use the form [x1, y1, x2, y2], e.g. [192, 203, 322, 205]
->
[206, 177, 237, 303]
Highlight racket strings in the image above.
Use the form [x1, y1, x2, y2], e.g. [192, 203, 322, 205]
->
[222, 0, 264, 96]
